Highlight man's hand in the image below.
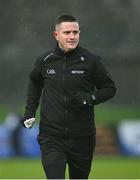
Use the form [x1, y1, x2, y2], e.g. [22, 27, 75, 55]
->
[71, 91, 96, 107]
[23, 118, 35, 129]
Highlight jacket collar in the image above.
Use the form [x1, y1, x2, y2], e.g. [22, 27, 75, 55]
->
[54, 43, 80, 56]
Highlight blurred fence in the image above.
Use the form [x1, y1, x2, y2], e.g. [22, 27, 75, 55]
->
[1, 120, 140, 158]
[0, 123, 40, 158]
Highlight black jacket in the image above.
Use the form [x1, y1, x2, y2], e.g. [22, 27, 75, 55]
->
[24, 45, 116, 137]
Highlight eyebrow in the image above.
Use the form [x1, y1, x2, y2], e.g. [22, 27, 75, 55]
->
[63, 30, 80, 33]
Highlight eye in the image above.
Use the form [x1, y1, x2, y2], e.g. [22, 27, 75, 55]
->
[73, 31, 79, 35]
[64, 31, 70, 35]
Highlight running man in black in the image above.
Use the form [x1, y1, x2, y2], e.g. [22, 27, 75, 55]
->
[23, 15, 116, 179]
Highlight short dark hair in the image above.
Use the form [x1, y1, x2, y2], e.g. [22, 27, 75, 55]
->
[55, 15, 77, 26]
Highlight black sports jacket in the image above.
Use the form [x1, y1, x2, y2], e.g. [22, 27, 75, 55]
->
[24, 45, 116, 137]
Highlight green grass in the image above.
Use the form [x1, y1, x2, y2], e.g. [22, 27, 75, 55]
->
[0, 105, 9, 123]
[90, 156, 140, 179]
[95, 104, 140, 125]
[0, 158, 45, 179]
[0, 156, 140, 179]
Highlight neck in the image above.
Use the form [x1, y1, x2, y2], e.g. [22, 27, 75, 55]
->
[58, 43, 65, 52]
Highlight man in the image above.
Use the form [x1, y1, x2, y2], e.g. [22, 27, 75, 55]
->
[23, 15, 116, 179]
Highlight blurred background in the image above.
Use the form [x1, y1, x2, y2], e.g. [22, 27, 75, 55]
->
[0, 0, 140, 179]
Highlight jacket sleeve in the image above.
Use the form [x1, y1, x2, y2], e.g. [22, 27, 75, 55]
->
[92, 57, 116, 105]
[24, 58, 43, 119]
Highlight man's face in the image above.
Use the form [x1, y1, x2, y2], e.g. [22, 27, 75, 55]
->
[53, 22, 80, 52]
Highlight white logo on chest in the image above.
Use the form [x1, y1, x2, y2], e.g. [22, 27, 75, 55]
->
[71, 70, 85, 74]
[47, 69, 56, 74]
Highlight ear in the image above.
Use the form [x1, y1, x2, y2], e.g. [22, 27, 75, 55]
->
[53, 31, 59, 41]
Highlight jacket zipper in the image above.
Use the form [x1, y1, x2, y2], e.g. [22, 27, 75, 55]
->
[63, 55, 68, 132]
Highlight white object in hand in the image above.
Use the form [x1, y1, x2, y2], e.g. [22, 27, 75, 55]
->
[24, 118, 35, 128]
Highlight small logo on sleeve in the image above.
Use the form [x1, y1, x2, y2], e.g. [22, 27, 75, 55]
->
[80, 56, 85, 61]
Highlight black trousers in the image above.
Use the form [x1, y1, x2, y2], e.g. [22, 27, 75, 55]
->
[38, 135, 96, 179]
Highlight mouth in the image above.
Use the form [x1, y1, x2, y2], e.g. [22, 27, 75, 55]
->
[67, 42, 76, 45]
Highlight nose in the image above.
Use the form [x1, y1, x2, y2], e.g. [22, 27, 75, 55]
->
[69, 32, 75, 39]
